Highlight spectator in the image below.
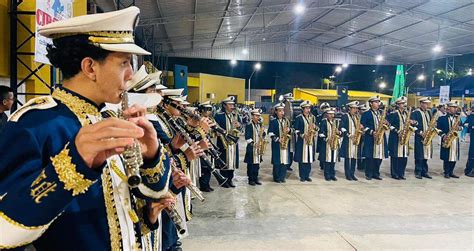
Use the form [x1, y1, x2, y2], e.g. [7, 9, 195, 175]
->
[0, 86, 14, 133]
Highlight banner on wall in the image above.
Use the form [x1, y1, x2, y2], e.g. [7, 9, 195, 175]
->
[35, 0, 74, 64]
[439, 85, 450, 104]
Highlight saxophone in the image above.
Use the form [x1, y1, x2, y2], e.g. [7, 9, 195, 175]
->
[422, 112, 441, 146]
[441, 115, 461, 148]
[328, 119, 340, 150]
[280, 118, 291, 150]
[352, 114, 364, 146]
[304, 115, 319, 145]
[399, 107, 416, 146]
[257, 120, 268, 155]
[374, 106, 390, 145]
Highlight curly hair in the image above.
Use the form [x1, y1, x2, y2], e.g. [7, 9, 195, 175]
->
[46, 35, 111, 79]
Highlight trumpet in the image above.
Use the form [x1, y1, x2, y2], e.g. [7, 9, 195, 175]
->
[118, 91, 143, 188]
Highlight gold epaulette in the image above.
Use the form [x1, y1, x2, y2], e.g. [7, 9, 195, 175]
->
[9, 96, 57, 122]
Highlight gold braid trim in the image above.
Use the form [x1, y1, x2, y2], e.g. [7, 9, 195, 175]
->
[141, 153, 165, 178]
[102, 167, 122, 251]
[51, 144, 95, 196]
[195, 127, 207, 139]
[52, 88, 100, 126]
[0, 211, 48, 230]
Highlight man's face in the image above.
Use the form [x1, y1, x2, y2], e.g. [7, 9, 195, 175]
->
[94, 52, 133, 104]
[2, 92, 14, 110]
[202, 109, 212, 117]
[448, 106, 457, 114]
[420, 102, 429, 110]
[370, 100, 380, 110]
[167, 101, 181, 116]
[276, 108, 284, 118]
[398, 103, 406, 110]
[327, 113, 335, 119]
[350, 107, 358, 114]
[225, 103, 234, 112]
[252, 114, 260, 123]
[303, 106, 311, 115]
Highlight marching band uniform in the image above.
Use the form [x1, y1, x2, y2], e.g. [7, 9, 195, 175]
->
[319, 108, 340, 181]
[340, 101, 360, 181]
[0, 8, 175, 250]
[268, 103, 291, 183]
[356, 104, 368, 171]
[316, 102, 330, 170]
[244, 109, 265, 186]
[215, 97, 242, 188]
[387, 97, 411, 180]
[437, 101, 462, 179]
[198, 101, 216, 192]
[294, 101, 317, 182]
[361, 96, 388, 180]
[410, 97, 434, 179]
[464, 107, 474, 177]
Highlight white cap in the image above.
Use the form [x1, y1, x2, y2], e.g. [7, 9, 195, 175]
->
[326, 107, 336, 114]
[38, 7, 150, 55]
[419, 97, 431, 103]
[199, 101, 213, 108]
[274, 103, 285, 109]
[181, 95, 190, 105]
[126, 65, 157, 92]
[222, 96, 235, 104]
[320, 102, 330, 110]
[250, 109, 262, 116]
[162, 88, 184, 102]
[368, 95, 381, 102]
[300, 100, 311, 108]
[395, 96, 407, 104]
[347, 101, 359, 108]
[446, 101, 458, 107]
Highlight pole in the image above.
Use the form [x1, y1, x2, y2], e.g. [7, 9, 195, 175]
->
[248, 70, 256, 103]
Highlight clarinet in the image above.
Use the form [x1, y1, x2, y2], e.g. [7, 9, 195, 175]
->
[156, 105, 228, 186]
[164, 205, 186, 235]
[165, 100, 239, 144]
[118, 91, 143, 188]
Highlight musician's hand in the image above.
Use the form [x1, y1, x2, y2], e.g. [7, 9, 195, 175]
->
[172, 168, 191, 189]
[123, 104, 146, 118]
[171, 135, 186, 150]
[199, 117, 212, 133]
[184, 142, 204, 160]
[148, 194, 176, 224]
[285, 127, 291, 133]
[128, 115, 159, 160]
[442, 135, 447, 142]
[198, 138, 210, 150]
[75, 118, 144, 168]
[187, 117, 200, 127]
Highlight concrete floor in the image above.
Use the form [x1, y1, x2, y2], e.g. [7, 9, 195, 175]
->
[183, 138, 474, 251]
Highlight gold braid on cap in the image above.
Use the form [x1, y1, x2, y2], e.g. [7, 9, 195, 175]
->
[51, 31, 134, 44]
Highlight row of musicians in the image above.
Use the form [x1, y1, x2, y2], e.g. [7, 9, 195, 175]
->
[240, 96, 474, 185]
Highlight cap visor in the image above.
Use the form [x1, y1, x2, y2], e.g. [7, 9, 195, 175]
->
[99, 43, 151, 55]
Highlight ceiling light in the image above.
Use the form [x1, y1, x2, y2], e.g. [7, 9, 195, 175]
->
[242, 48, 248, 55]
[335, 66, 343, 73]
[379, 82, 387, 89]
[230, 59, 237, 66]
[436, 69, 442, 74]
[432, 44, 442, 53]
[254, 63, 262, 70]
[375, 55, 384, 62]
[417, 74, 425, 81]
[294, 3, 305, 14]
[342, 63, 349, 68]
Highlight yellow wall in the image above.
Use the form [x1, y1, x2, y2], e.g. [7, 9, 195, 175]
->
[199, 73, 245, 103]
[187, 86, 199, 103]
[0, 0, 87, 99]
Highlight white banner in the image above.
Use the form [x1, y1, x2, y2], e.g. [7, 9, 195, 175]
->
[35, 0, 74, 64]
[439, 85, 450, 104]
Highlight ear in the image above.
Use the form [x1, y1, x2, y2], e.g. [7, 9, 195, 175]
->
[80, 57, 98, 81]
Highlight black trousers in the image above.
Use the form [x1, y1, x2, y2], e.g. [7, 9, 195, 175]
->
[199, 166, 212, 189]
[323, 162, 336, 179]
[247, 163, 260, 182]
[443, 161, 456, 176]
[414, 159, 429, 176]
[344, 158, 357, 179]
[365, 158, 382, 178]
[391, 157, 408, 178]
[357, 158, 365, 170]
[220, 169, 234, 183]
[465, 159, 474, 175]
[273, 164, 287, 182]
[298, 163, 312, 180]
[161, 211, 178, 251]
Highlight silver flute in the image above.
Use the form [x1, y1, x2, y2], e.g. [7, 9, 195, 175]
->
[118, 91, 143, 188]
